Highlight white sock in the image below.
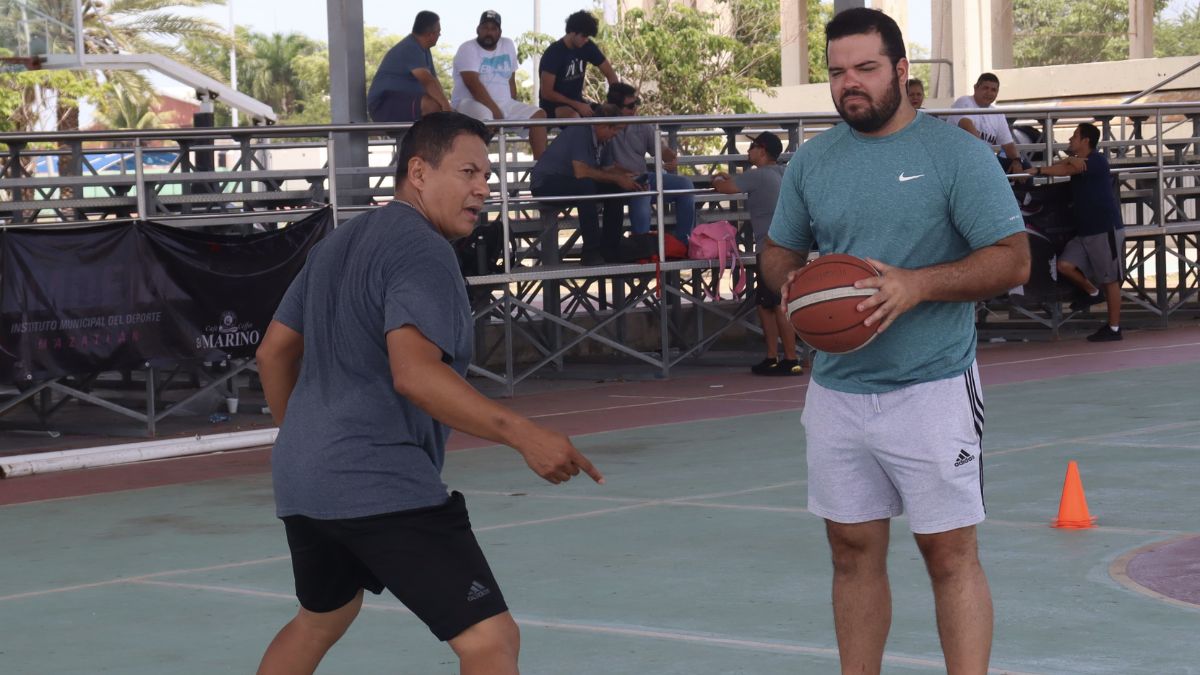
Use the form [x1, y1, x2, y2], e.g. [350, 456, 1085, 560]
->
[1110, 325, 1120, 331]
[1089, 289, 1100, 297]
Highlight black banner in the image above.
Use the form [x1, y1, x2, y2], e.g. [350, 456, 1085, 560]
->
[1, 208, 332, 385]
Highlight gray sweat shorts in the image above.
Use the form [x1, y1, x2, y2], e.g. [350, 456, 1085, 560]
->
[800, 362, 986, 534]
[1060, 229, 1125, 285]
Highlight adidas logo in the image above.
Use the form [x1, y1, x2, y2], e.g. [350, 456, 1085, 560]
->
[467, 580, 492, 602]
[954, 449, 976, 467]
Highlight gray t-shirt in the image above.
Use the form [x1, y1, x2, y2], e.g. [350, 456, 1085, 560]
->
[531, 125, 603, 189]
[607, 124, 657, 175]
[368, 35, 434, 108]
[271, 202, 472, 519]
[734, 164, 785, 247]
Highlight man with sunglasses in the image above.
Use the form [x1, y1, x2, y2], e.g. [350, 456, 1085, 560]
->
[604, 82, 696, 243]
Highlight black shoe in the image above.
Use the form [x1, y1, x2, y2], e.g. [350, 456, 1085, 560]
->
[581, 251, 606, 266]
[1086, 325, 1122, 342]
[1069, 291, 1103, 312]
[750, 357, 779, 375]
[770, 359, 804, 376]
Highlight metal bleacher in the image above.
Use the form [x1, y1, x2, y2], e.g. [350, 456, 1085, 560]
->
[2, 105, 1199, 434]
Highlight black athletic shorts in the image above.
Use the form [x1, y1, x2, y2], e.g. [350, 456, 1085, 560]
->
[281, 491, 508, 641]
[755, 253, 781, 308]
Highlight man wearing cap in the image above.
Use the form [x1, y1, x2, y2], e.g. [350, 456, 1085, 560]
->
[452, 11, 548, 159]
[538, 10, 619, 119]
[604, 82, 696, 242]
[368, 11, 451, 123]
[711, 132, 800, 376]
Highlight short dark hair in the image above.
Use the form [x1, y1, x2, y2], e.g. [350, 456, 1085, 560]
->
[395, 112, 493, 185]
[413, 11, 440, 35]
[566, 10, 599, 37]
[606, 82, 637, 105]
[825, 8, 906, 66]
[907, 78, 924, 90]
[593, 103, 623, 119]
[1077, 122, 1101, 151]
[976, 72, 1000, 86]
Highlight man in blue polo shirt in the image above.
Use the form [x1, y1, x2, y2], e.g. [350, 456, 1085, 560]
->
[1030, 122, 1125, 341]
[530, 103, 640, 265]
[761, 8, 1029, 674]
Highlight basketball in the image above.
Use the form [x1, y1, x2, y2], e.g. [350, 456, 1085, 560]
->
[784, 254, 881, 354]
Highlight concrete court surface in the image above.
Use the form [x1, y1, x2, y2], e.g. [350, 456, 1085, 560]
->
[1, 327, 1199, 674]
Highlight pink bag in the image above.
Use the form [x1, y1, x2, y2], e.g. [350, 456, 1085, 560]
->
[687, 220, 746, 300]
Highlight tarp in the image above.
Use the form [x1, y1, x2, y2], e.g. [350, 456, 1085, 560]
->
[0, 208, 332, 384]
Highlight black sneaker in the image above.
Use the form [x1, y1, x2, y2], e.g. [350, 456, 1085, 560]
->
[1086, 325, 1122, 342]
[751, 357, 779, 375]
[581, 251, 606, 266]
[770, 359, 804, 376]
[1069, 291, 1103, 312]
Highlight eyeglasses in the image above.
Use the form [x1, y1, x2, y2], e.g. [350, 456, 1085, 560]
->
[622, 100, 641, 110]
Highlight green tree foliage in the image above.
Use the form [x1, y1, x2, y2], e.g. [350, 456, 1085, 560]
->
[1013, 0, 1170, 66]
[94, 84, 163, 134]
[1155, 4, 1200, 56]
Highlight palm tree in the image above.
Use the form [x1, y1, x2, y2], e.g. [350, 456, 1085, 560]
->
[14, 0, 231, 131]
[94, 83, 163, 135]
[244, 32, 318, 118]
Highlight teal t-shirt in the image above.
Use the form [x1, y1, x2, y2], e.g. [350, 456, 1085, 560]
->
[767, 112, 1024, 394]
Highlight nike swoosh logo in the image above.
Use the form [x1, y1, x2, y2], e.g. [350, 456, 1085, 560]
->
[898, 173, 925, 182]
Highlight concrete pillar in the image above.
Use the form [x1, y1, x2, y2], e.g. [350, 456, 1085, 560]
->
[780, 0, 808, 85]
[833, 0, 864, 14]
[874, 0, 908, 38]
[992, 0, 1013, 68]
[326, 0, 369, 206]
[931, 0, 994, 100]
[1129, 0, 1155, 59]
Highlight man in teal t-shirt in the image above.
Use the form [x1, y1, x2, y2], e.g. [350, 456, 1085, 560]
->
[761, 8, 1029, 674]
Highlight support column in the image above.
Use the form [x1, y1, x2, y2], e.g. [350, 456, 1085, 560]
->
[833, 0, 864, 14]
[1129, 0, 1155, 59]
[327, 0, 369, 209]
[932, 0, 995, 100]
[780, 0, 807, 85]
[992, 0, 1013, 69]
[874, 0, 908, 38]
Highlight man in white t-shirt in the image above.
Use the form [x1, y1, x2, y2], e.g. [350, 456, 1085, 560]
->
[451, 11, 548, 158]
[948, 73, 1024, 175]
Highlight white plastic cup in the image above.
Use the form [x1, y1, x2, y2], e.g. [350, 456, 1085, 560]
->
[225, 397, 240, 414]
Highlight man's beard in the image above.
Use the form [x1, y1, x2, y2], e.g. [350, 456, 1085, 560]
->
[835, 74, 902, 134]
[476, 35, 498, 49]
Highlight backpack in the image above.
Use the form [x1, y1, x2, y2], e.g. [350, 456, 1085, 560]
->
[687, 220, 746, 300]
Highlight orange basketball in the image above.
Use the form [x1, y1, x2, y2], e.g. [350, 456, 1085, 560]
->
[784, 254, 880, 354]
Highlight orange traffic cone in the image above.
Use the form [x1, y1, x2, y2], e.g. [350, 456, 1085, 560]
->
[1052, 460, 1097, 529]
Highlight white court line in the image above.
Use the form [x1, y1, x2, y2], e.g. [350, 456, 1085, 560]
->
[988, 420, 1200, 458]
[981, 340, 1200, 369]
[124, 578, 1045, 675]
[1093, 441, 1200, 451]
[0, 484, 801, 605]
[522, 338, 1200, 422]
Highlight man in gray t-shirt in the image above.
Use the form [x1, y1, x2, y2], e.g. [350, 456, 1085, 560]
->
[604, 82, 696, 241]
[711, 131, 798, 376]
[368, 11, 451, 122]
[255, 113, 603, 674]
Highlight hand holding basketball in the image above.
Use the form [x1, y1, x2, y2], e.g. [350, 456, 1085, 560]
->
[854, 258, 927, 334]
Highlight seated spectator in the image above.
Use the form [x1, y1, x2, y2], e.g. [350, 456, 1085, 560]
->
[711, 132, 800, 376]
[368, 11, 451, 123]
[605, 82, 696, 241]
[530, 104, 639, 265]
[538, 11, 619, 119]
[1028, 123, 1125, 341]
[451, 11, 548, 159]
[907, 78, 925, 109]
[947, 73, 1025, 174]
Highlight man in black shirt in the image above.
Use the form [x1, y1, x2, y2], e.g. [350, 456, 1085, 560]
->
[538, 10, 619, 119]
[1029, 122, 1125, 341]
